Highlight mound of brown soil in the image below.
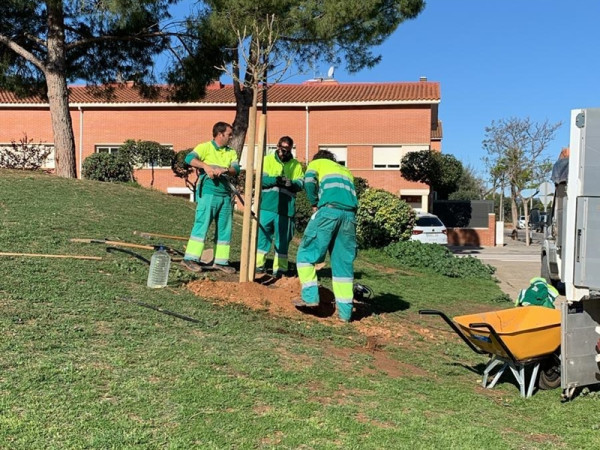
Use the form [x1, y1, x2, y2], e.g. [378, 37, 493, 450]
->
[185, 273, 435, 344]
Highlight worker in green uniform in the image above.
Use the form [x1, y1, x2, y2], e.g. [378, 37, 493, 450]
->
[181, 122, 240, 274]
[293, 150, 358, 322]
[256, 136, 305, 277]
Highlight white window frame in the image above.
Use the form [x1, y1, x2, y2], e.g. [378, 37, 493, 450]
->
[95, 145, 120, 155]
[0, 142, 55, 169]
[373, 145, 430, 170]
[144, 144, 173, 169]
[95, 143, 174, 169]
[318, 146, 347, 166]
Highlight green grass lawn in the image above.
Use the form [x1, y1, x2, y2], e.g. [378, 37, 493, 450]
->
[1, 169, 599, 449]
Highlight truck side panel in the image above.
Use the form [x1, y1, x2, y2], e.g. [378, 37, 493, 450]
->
[574, 197, 600, 290]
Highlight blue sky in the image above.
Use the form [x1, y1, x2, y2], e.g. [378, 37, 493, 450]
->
[169, 0, 600, 178]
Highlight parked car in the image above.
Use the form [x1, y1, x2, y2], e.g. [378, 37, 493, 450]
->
[517, 215, 527, 229]
[411, 213, 448, 244]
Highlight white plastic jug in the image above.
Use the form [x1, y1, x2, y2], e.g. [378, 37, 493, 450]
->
[147, 246, 171, 288]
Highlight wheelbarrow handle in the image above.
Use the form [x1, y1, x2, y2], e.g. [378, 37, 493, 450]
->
[469, 322, 518, 364]
[419, 309, 487, 355]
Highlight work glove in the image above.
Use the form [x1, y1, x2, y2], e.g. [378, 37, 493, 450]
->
[276, 176, 291, 188]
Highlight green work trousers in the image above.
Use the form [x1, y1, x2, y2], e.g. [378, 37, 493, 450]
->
[256, 210, 295, 276]
[296, 207, 357, 321]
[184, 193, 232, 265]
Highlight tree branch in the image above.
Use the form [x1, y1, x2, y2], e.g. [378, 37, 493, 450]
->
[0, 34, 46, 73]
[65, 30, 168, 50]
[24, 32, 47, 49]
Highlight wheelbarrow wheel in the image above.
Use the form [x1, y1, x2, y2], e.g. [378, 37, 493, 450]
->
[538, 351, 561, 390]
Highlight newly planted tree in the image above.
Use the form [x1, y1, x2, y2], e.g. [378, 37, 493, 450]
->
[170, 0, 426, 156]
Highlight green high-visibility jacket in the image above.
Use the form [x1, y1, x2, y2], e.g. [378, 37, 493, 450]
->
[304, 159, 357, 211]
[185, 140, 240, 197]
[261, 152, 304, 217]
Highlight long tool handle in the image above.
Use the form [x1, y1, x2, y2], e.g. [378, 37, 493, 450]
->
[133, 231, 187, 241]
[0, 252, 102, 260]
[70, 238, 155, 250]
[222, 176, 267, 232]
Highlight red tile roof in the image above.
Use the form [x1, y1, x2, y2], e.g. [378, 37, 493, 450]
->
[0, 80, 440, 106]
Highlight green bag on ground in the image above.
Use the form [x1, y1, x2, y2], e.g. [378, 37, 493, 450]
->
[515, 277, 559, 309]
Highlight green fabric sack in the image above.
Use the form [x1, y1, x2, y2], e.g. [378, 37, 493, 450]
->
[515, 277, 559, 309]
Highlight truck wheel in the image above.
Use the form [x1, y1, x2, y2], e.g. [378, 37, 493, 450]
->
[538, 352, 561, 390]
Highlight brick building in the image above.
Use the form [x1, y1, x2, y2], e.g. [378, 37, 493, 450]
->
[0, 77, 442, 210]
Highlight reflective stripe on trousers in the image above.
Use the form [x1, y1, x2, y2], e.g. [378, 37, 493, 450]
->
[296, 207, 357, 321]
[184, 194, 232, 264]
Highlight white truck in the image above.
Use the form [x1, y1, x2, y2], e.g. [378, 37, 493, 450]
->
[541, 108, 600, 400]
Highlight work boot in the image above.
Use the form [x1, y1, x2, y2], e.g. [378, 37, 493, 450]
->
[292, 298, 319, 308]
[212, 263, 236, 274]
[180, 259, 203, 273]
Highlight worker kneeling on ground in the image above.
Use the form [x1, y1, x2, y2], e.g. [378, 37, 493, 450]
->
[256, 136, 305, 277]
[293, 150, 358, 322]
[515, 277, 559, 309]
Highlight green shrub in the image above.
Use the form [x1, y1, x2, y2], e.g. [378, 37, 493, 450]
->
[82, 153, 132, 182]
[294, 190, 313, 232]
[118, 140, 175, 187]
[118, 139, 174, 169]
[384, 240, 496, 279]
[356, 188, 415, 248]
[354, 176, 370, 199]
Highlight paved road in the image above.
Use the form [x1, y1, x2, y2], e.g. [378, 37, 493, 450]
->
[449, 229, 545, 301]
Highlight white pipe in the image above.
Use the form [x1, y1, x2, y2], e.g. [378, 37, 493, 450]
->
[305, 105, 309, 163]
[78, 106, 83, 178]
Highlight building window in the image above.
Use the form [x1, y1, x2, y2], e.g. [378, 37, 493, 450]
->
[318, 146, 347, 166]
[42, 146, 55, 169]
[146, 144, 173, 169]
[0, 142, 54, 169]
[373, 145, 429, 169]
[95, 145, 120, 155]
[95, 143, 173, 168]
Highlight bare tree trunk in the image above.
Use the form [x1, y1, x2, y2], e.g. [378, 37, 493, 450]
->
[510, 185, 519, 229]
[230, 83, 254, 159]
[522, 195, 531, 246]
[46, 1, 77, 178]
[46, 72, 76, 178]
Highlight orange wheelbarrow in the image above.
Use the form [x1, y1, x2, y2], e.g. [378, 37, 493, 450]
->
[419, 306, 561, 398]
